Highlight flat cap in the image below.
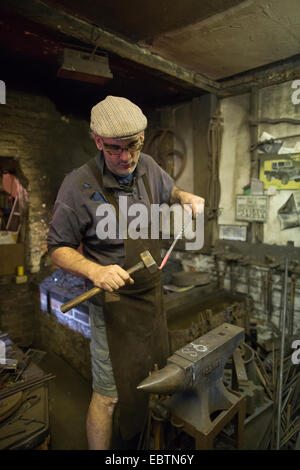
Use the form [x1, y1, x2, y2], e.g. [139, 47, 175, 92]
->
[90, 95, 147, 139]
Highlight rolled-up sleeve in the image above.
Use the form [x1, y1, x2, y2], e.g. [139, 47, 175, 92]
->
[47, 173, 89, 254]
[158, 166, 175, 204]
[142, 153, 175, 204]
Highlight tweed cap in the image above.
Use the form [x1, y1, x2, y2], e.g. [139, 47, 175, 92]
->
[90, 95, 147, 139]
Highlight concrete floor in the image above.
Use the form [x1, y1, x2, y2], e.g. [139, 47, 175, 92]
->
[39, 352, 92, 450]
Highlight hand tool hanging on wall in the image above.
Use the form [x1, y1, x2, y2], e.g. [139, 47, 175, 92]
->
[143, 128, 187, 182]
[207, 109, 223, 222]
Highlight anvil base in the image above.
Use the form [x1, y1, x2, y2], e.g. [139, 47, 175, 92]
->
[162, 387, 245, 449]
[162, 380, 241, 434]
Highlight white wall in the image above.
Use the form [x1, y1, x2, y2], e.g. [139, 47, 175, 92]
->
[218, 93, 251, 226]
[259, 81, 300, 246]
[218, 81, 300, 247]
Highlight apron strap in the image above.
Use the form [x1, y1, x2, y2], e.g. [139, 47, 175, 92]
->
[142, 173, 153, 205]
[87, 157, 154, 222]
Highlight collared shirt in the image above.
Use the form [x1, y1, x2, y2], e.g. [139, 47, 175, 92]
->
[47, 151, 175, 268]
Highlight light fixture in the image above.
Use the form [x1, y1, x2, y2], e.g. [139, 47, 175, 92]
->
[57, 47, 113, 84]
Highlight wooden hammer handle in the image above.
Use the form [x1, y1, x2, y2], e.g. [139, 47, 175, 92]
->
[60, 260, 145, 314]
[60, 287, 101, 313]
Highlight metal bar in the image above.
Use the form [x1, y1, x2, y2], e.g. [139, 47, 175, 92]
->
[0, 374, 55, 400]
[276, 258, 289, 450]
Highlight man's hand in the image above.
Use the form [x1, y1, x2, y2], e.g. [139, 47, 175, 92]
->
[170, 186, 205, 219]
[50, 246, 134, 292]
[89, 264, 134, 292]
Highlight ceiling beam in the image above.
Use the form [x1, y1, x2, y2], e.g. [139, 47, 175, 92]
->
[219, 55, 300, 97]
[2, 0, 219, 94]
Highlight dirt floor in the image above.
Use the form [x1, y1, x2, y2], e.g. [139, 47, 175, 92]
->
[39, 352, 91, 450]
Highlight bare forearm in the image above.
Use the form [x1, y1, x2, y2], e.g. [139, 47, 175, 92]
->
[169, 185, 183, 204]
[50, 246, 98, 281]
[170, 185, 205, 216]
[50, 246, 134, 292]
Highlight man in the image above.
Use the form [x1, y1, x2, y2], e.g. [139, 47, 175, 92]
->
[47, 96, 204, 449]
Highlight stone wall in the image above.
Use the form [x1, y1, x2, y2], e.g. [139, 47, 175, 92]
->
[0, 277, 35, 346]
[0, 87, 94, 365]
[0, 88, 95, 273]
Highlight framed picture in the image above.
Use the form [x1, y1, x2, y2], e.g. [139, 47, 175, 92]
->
[219, 224, 247, 241]
[259, 154, 300, 190]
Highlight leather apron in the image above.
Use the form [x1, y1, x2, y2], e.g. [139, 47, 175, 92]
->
[87, 158, 170, 441]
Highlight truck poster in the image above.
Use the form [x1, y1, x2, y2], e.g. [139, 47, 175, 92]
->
[259, 154, 300, 190]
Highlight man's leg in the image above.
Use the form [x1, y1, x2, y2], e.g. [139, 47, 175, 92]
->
[88, 302, 118, 450]
[86, 391, 117, 450]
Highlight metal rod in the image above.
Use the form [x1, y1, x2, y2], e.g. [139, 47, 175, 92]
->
[276, 258, 289, 450]
[159, 218, 192, 270]
[0, 374, 55, 400]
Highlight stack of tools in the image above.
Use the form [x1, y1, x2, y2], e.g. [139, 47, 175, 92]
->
[0, 330, 55, 449]
[230, 339, 300, 449]
[270, 347, 300, 449]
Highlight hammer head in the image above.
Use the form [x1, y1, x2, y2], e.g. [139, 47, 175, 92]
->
[140, 250, 158, 274]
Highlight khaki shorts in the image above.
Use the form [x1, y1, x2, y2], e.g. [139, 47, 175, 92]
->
[89, 302, 118, 398]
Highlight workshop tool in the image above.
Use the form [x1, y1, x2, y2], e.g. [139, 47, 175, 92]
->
[0, 359, 18, 372]
[158, 219, 192, 271]
[0, 373, 55, 401]
[137, 323, 244, 432]
[14, 349, 34, 382]
[276, 258, 289, 450]
[60, 249, 158, 313]
[0, 392, 23, 423]
[288, 274, 296, 338]
[171, 271, 210, 287]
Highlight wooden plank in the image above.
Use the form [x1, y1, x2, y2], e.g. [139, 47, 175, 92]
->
[219, 57, 300, 97]
[233, 349, 248, 385]
[1, 0, 218, 94]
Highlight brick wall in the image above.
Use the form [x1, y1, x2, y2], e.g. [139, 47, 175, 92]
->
[0, 277, 35, 346]
[0, 87, 95, 362]
[0, 88, 95, 273]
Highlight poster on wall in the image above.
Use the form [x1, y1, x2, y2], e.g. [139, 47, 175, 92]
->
[259, 154, 300, 190]
[219, 224, 247, 241]
[235, 195, 268, 222]
[277, 191, 300, 230]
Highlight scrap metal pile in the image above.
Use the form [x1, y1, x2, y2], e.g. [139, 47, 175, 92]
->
[0, 330, 54, 449]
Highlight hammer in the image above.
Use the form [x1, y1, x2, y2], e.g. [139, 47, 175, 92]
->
[60, 250, 157, 313]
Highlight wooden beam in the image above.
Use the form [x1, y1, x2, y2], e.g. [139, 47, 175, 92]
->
[219, 56, 300, 97]
[2, 0, 219, 93]
[192, 94, 218, 253]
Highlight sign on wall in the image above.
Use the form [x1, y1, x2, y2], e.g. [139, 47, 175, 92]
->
[235, 195, 268, 222]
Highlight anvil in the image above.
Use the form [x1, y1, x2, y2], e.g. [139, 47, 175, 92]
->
[138, 322, 244, 432]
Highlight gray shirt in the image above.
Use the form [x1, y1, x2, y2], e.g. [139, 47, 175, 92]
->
[47, 151, 175, 268]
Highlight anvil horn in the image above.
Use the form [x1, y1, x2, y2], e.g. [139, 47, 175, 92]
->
[137, 363, 186, 394]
